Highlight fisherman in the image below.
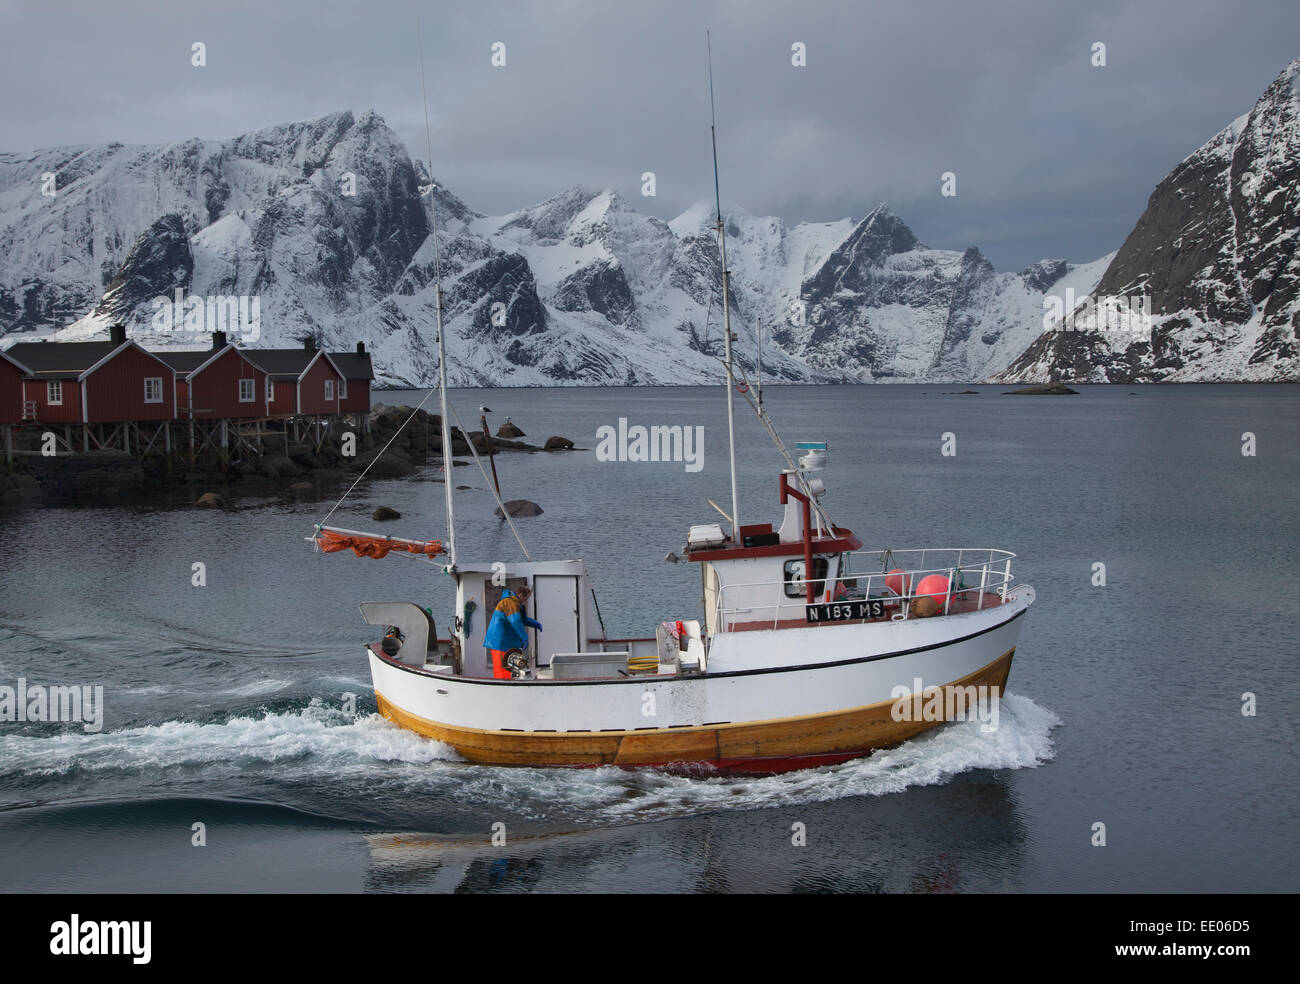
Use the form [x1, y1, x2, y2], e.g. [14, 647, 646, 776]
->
[484, 586, 543, 679]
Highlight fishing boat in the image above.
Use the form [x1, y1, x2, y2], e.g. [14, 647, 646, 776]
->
[309, 41, 1035, 773]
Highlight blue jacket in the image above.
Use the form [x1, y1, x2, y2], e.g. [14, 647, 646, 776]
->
[483, 589, 542, 650]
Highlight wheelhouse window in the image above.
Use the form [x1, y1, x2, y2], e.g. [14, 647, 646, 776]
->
[238, 378, 255, 403]
[47, 380, 63, 405]
[144, 377, 163, 403]
[324, 379, 334, 401]
[783, 557, 829, 598]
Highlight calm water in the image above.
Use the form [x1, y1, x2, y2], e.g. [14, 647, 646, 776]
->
[0, 384, 1296, 893]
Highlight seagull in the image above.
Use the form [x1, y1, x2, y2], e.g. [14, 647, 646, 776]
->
[479, 405, 493, 413]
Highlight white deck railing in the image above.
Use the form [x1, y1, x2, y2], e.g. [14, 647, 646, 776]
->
[714, 548, 1016, 632]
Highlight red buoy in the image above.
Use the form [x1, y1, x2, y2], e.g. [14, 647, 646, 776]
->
[886, 569, 911, 598]
[914, 574, 951, 606]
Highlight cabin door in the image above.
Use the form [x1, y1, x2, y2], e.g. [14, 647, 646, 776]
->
[532, 575, 580, 666]
[482, 576, 530, 676]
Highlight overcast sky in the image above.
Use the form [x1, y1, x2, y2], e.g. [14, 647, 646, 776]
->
[2, 0, 1297, 270]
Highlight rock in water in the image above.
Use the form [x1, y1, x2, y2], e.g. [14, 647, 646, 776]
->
[373, 506, 401, 521]
[1002, 383, 1079, 395]
[495, 499, 544, 518]
[544, 436, 574, 450]
[497, 421, 525, 438]
[194, 492, 229, 509]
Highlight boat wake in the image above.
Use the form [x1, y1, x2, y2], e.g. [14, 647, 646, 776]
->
[0, 699, 457, 782]
[1, 694, 1060, 823]
[491, 693, 1062, 822]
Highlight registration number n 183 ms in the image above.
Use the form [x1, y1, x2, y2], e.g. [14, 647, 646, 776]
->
[805, 600, 885, 623]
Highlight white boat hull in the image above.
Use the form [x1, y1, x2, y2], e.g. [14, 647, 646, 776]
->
[367, 585, 1034, 771]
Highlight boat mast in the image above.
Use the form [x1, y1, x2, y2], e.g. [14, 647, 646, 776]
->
[708, 33, 741, 541]
[419, 19, 457, 568]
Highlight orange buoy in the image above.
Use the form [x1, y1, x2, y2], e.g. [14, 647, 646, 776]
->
[914, 574, 951, 607]
[886, 569, 911, 597]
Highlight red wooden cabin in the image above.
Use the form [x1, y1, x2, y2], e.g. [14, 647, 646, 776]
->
[0, 348, 30, 425]
[329, 342, 375, 414]
[6, 326, 176, 424]
[156, 332, 268, 420]
[244, 340, 344, 416]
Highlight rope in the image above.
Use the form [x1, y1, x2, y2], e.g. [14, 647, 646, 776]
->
[444, 399, 532, 561]
[591, 587, 607, 636]
[312, 388, 439, 536]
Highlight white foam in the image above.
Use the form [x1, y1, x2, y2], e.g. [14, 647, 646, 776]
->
[0, 699, 459, 778]
[224, 677, 295, 697]
[443, 693, 1063, 821]
[1, 694, 1060, 822]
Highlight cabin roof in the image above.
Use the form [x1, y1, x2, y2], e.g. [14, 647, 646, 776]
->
[328, 352, 375, 381]
[687, 529, 862, 563]
[4, 341, 119, 377]
[241, 349, 317, 379]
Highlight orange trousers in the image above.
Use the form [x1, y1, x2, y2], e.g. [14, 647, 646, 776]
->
[489, 649, 511, 680]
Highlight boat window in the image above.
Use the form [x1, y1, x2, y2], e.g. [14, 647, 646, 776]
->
[783, 557, 828, 598]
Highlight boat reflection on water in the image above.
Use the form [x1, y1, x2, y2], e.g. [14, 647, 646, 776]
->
[361, 773, 1028, 893]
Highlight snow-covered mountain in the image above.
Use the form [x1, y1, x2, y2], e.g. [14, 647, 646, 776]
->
[997, 57, 1300, 383]
[0, 107, 1121, 385]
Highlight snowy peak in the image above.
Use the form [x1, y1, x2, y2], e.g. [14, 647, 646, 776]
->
[9, 83, 1289, 386]
[998, 56, 1300, 382]
[803, 204, 922, 297]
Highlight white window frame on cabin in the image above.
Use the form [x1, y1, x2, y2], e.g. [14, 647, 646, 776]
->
[238, 378, 255, 403]
[325, 379, 334, 401]
[267, 379, 276, 403]
[47, 380, 63, 405]
[144, 377, 164, 404]
[339, 377, 347, 400]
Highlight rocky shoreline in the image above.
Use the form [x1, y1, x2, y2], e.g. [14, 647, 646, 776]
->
[0, 404, 574, 505]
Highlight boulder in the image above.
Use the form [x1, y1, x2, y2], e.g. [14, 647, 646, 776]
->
[497, 421, 525, 438]
[260, 455, 301, 479]
[365, 456, 416, 480]
[1002, 383, 1079, 395]
[544, 436, 574, 451]
[194, 492, 229, 509]
[495, 499, 544, 518]
[32, 450, 144, 498]
[346, 447, 414, 478]
[290, 451, 324, 470]
[373, 506, 401, 521]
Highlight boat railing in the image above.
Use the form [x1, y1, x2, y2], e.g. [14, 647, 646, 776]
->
[714, 549, 1017, 632]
